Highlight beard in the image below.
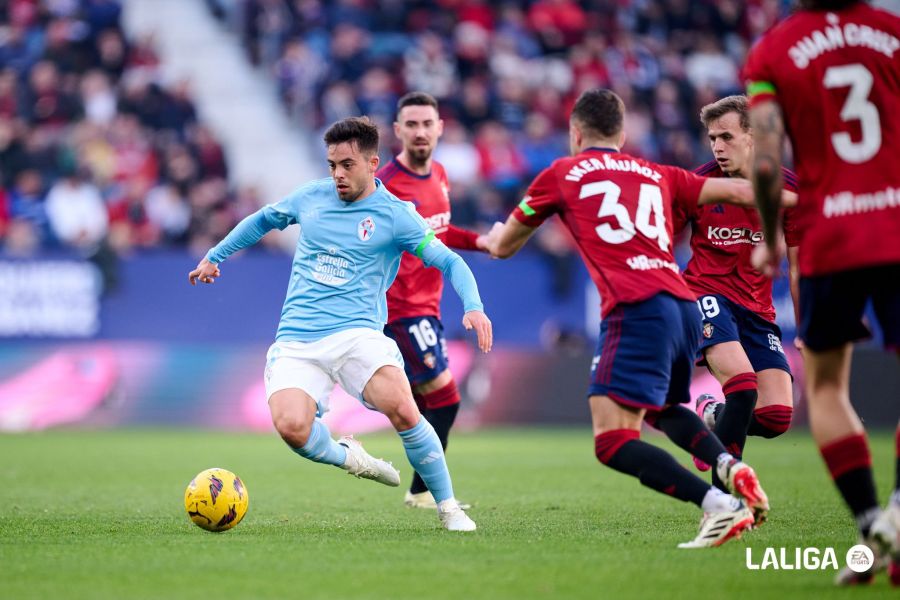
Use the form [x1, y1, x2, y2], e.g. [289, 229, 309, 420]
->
[407, 143, 433, 166]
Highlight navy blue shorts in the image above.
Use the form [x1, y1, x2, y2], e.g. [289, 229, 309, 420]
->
[589, 293, 701, 410]
[799, 264, 900, 352]
[384, 316, 449, 385]
[695, 293, 791, 374]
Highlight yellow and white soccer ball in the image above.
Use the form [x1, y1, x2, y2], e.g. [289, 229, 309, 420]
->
[184, 468, 249, 532]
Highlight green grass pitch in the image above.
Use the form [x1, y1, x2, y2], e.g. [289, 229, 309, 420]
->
[1, 428, 896, 599]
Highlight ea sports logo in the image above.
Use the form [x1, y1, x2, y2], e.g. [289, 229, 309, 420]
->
[845, 544, 875, 573]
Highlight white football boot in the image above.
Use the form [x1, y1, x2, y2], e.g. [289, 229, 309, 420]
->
[338, 436, 400, 487]
[437, 499, 476, 532]
[677, 503, 755, 548]
[836, 503, 900, 586]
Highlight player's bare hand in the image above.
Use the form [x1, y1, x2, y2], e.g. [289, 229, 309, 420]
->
[751, 242, 785, 278]
[463, 310, 493, 353]
[478, 221, 505, 255]
[189, 257, 221, 285]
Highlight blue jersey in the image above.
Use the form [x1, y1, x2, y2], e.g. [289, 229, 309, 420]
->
[206, 178, 483, 342]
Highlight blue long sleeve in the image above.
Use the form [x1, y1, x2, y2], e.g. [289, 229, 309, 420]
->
[205, 206, 287, 264]
[421, 241, 484, 313]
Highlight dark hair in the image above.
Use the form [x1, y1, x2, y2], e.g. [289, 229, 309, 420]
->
[323, 116, 379, 155]
[396, 91, 439, 118]
[700, 95, 750, 131]
[571, 89, 625, 139]
[798, 0, 860, 10]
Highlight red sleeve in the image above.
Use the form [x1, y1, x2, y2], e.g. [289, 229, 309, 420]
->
[743, 38, 778, 108]
[662, 165, 706, 215]
[443, 224, 480, 251]
[512, 166, 563, 228]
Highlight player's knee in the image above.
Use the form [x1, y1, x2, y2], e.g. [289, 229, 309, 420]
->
[385, 398, 421, 431]
[420, 379, 461, 411]
[272, 413, 313, 448]
[594, 429, 640, 465]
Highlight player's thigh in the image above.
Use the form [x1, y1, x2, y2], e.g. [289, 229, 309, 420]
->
[589, 394, 645, 436]
[704, 341, 755, 385]
[736, 308, 792, 377]
[362, 365, 419, 429]
[335, 328, 405, 402]
[383, 316, 450, 389]
[697, 294, 743, 372]
[265, 342, 335, 416]
[871, 264, 900, 351]
[799, 271, 870, 352]
[756, 368, 793, 409]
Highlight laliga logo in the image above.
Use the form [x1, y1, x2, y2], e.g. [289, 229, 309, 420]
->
[745, 544, 874, 572]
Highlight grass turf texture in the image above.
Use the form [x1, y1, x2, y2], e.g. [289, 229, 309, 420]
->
[1, 428, 896, 599]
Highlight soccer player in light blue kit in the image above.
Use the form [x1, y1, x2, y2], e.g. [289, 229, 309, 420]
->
[188, 117, 491, 531]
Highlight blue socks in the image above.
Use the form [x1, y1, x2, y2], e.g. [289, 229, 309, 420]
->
[293, 419, 347, 466]
[398, 417, 454, 502]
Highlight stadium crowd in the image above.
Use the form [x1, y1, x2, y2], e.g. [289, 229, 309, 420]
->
[225, 0, 791, 227]
[0, 0, 247, 265]
[0, 0, 793, 271]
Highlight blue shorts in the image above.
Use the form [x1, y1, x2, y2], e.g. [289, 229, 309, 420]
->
[799, 264, 900, 352]
[589, 293, 701, 410]
[696, 294, 791, 374]
[383, 316, 449, 385]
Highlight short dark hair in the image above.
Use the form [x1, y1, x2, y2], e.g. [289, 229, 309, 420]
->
[323, 116, 379, 155]
[571, 89, 625, 139]
[700, 95, 750, 131]
[396, 91, 439, 119]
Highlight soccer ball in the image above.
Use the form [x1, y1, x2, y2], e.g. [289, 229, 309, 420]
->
[184, 467, 249, 532]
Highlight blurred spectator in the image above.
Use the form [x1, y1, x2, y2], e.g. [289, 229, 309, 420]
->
[45, 164, 108, 251]
[0, 0, 232, 262]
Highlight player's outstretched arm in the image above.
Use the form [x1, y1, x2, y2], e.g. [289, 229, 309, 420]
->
[749, 100, 787, 276]
[187, 206, 285, 285]
[697, 178, 797, 209]
[488, 216, 537, 259]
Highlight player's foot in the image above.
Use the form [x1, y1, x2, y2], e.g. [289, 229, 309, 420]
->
[691, 394, 719, 472]
[437, 499, 476, 532]
[871, 502, 900, 586]
[338, 436, 400, 487]
[695, 393, 720, 430]
[677, 503, 755, 548]
[716, 457, 769, 525]
[834, 532, 889, 586]
[404, 490, 471, 510]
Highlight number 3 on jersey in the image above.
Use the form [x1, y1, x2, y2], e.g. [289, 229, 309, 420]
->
[580, 181, 670, 251]
[824, 63, 881, 164]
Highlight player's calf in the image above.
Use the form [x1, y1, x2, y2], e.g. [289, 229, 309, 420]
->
[747, 404, 793, 438]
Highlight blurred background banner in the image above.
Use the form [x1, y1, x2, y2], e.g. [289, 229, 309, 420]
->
[0, 0, 896, 432]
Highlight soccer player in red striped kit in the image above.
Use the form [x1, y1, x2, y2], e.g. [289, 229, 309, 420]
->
[380, 92, 494, 509]
[745, 0, 900, 584]
[673, 95, 800, 484]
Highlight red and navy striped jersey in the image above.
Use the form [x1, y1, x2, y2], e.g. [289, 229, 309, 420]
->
[512, 148, 702, 318]
[379, 158, 479, 322]
[743, 3, 900, 277]
[672, 161, 799, 322]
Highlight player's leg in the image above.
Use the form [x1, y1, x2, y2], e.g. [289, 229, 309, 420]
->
[799, 270, 889, 584]
[384, 317, 461, 505]
[702, 341, 757, 481]
[749, 368, 793, 438]
[269, 388, 346, 466]
[264, 342, 361, 472]
[362, 364, 474, 531]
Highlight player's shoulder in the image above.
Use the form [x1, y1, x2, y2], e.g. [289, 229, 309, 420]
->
[376, 158, 404, 184]
[282, 177, 335, 203]
[692, 160, 721, 177]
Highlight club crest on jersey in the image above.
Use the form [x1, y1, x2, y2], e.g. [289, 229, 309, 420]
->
[703, 322, 714, 339]
[423, 352, 436, 369]
[358, 216, 376, 241]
